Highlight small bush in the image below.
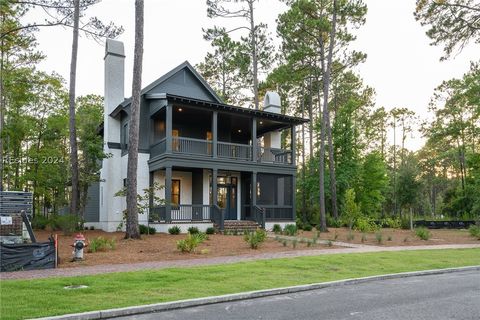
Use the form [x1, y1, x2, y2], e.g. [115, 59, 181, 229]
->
[333, 232, 339, 240]
[468, 225, 480, 239]
[375, 232, 383, 244]
[54, 214, 84, 235]
[89, 226, 95, 230]
[31, 215, 49, 230]
[206, 227, 215, 235]
[404, 236, 409, 242]
[282, 240, 288, 247]
[303, 224, 313, 231]
[177, 233, 203, 253]
[283, 224, 297, 236]
[382, 217, 401, 229]
[346, 231, 355, 241]
[400, 217, 411, 230]
[168, 226, 181, 235]
[415, 227, 431, 240]
[89, 237, 116, 253]
[327, 215, 342, 228]
[188, 226, 200, 234]
[327, 240, 333, 247]
[387, 235, 393, 241]
[361, 234, 367, 243]
[354, 216, 378, 233]
[292, 239, 298, 248]
[243, 230, 267, 249]
[139, 224, 156, 235]
[272, 224, 282, 234]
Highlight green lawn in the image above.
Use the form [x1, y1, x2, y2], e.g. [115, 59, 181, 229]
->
[2, 248, 479, 320]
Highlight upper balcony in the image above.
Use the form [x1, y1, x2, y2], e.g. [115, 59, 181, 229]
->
[143, 94, 307, 167]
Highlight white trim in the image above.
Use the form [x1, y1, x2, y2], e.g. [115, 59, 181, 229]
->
[150, 222, 213, 234]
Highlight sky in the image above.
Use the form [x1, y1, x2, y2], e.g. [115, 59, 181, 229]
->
[28, 0, 478, 151]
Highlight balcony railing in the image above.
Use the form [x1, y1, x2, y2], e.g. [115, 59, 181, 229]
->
[257, 147, 292, 165]
[173, 137, 212, 156]
[218, 141, 252, 161]
[150, 136, 292, 165]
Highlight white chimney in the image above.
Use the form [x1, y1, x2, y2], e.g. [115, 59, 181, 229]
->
[100, 39, 125, 232]
[104, 39, 125, 143]
[263, 91, 281, 149]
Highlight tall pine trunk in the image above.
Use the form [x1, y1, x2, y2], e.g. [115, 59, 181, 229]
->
[68, 0, 80, 215]
[248, 0, 259, 109]
[317, 0, 339, 230]
[324, 0, 339, 221]
[125, 0, 144, 239]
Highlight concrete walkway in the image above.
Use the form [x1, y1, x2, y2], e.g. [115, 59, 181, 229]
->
[2, 243, 479, 280]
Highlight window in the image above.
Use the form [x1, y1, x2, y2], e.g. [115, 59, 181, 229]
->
[172, 179, 180, 207]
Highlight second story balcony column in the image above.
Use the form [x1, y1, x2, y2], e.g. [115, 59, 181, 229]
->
[252, 117, 257, 162]
[291, 125, 296, 166]
[212, 111, 218, 158]
[165, 104, 173, 153]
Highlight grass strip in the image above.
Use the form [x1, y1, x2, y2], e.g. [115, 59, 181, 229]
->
[1, 248, 479, 319]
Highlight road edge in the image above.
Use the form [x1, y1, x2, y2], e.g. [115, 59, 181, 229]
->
[32, 265, 480, 320]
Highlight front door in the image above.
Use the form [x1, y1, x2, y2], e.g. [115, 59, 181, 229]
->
[217, 184, 237, 220]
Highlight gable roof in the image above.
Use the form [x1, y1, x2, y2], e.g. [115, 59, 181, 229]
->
[142, 61, 223, 103]
[116, 61, 223, 111]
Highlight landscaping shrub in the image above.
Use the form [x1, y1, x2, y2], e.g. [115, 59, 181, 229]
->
[272, 224, 282, 234]
[400, 217, 411, 230]
[468, 225, 480, 239]
[31, 215, 49, 230]
[168, 226, 181, 235]
[361, 234, 367, 243]
[206, 227, 215, 235]
[176, 233, 204, 253]
[54, 214, 84, 235]
[283, 224, 297, 236]
[382, 217, 401, 229]
[326, 215, 342, 228]
[346, 231, 354, 241]
[375, 232, 383, 244]
[292, 239, 298, 248]
[303, 224, 313, 231]
[243, 230, 267, 249]
[354, 216, 378, 233]
[139, 224, 156, 235]
[188, 226, 200, 234]
[415, 227, 431, 240]
[88, 237, 116, 253]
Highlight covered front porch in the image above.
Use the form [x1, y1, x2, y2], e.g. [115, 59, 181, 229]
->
[148, 167, 295, 230]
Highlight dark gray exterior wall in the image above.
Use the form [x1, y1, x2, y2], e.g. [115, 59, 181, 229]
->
[191, 169, 203, 205]
[84, 181, 100, 222]
[148, 69, 219, 102]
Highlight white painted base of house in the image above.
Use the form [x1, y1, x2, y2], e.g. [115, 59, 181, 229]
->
[265, 221, 295, 232]
[150, 222, 213, 234]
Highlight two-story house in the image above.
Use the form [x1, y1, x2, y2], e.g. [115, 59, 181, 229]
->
[85, 39, 307, 233]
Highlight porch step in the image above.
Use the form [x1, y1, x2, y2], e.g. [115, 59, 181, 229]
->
[216, 220, 261, 233]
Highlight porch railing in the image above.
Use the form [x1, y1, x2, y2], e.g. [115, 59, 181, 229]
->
[218, 141, 252, 161]
[173, 137, 213, 156]
[149, 204, 211, 222]
[211, 205, 224, 231]
[257, 147, 292, 164]
[150, 138, 166, 158]
[252, 205, 266, 229]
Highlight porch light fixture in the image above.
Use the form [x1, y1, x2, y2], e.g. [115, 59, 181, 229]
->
[259, 121, 263, 125]
[237, 129, 242, 133]
[178, 108, 183, 112]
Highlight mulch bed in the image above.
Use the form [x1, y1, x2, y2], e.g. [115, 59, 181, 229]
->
[34, 230, 334, 268]
[297, 227, 480, 247]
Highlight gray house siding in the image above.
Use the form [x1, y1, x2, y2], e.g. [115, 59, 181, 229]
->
[84, 181, 100, 222]
[147, 69, 219, 102]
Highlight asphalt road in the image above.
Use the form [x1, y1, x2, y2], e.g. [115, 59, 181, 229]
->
[115, 270, 480, 320]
